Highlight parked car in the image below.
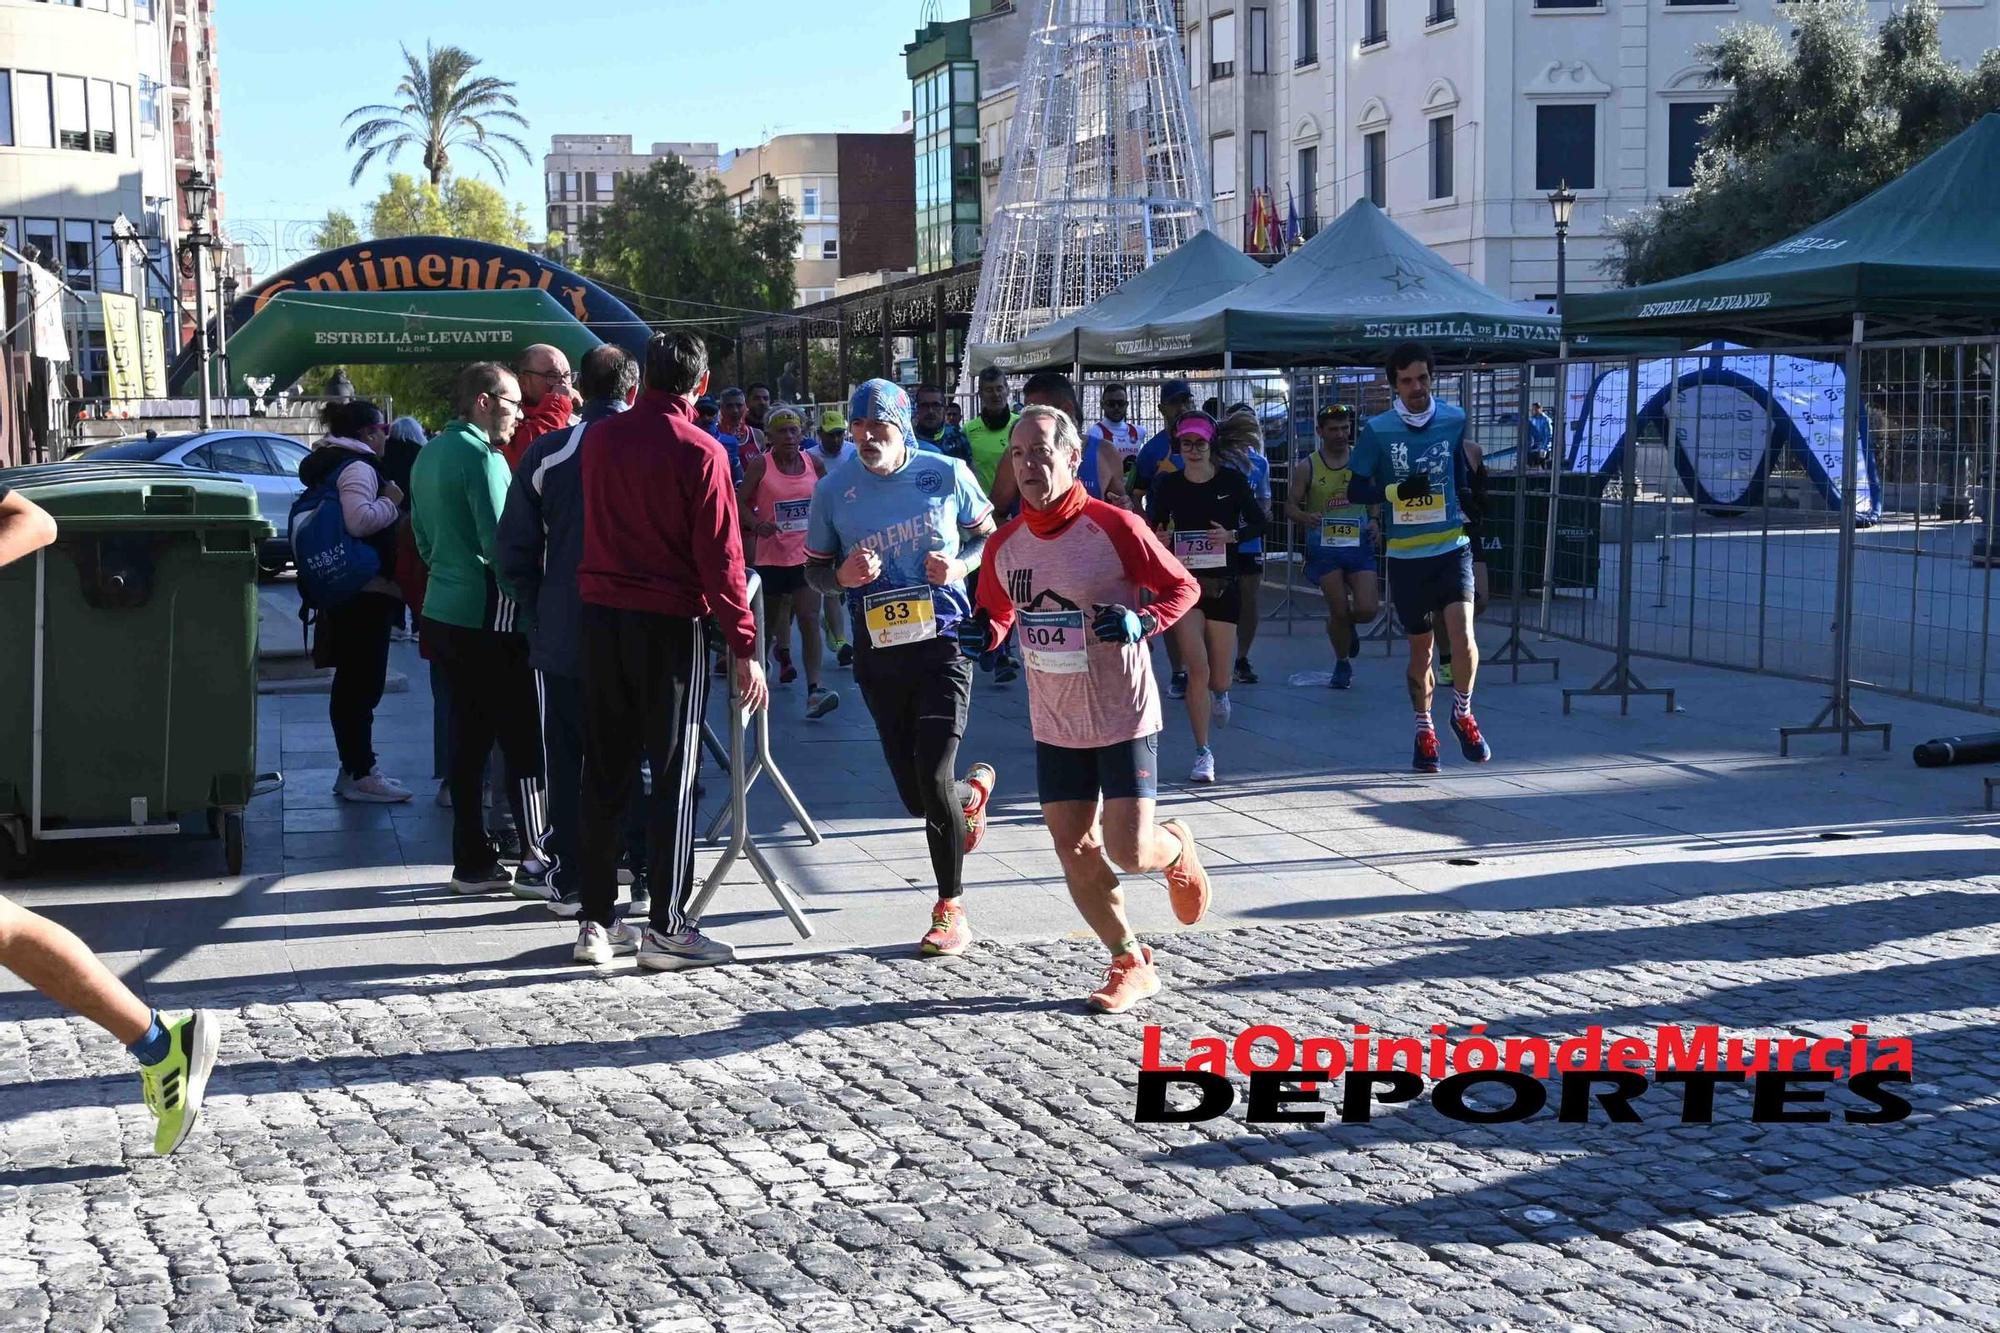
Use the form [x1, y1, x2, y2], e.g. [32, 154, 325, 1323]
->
[72, 431, 312, 575]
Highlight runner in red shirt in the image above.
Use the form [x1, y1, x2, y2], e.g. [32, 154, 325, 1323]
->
[959, 406, 1213, 1014]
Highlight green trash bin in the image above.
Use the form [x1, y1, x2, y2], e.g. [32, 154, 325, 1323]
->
[0, 463, 272, 875]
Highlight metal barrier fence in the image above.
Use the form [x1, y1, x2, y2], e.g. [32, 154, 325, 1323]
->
[1078, 343, 1999, 747]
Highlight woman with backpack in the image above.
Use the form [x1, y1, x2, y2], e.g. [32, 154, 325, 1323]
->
[298, 398, 411, 803]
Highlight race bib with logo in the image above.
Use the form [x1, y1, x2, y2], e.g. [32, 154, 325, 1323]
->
[863, 585, 937, 648]
[1392, 484, 1447, 525]
[1173, 530, 1227, 570]
[1019, 608, 1088, 675]
[774, 499, 811, 533]
[1319, 516, 1363, 548]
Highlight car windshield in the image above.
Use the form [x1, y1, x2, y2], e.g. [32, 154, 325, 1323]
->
[74, 435, 195, 462]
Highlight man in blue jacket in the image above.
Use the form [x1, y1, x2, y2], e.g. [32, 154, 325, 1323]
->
[497, 344, 649, 917]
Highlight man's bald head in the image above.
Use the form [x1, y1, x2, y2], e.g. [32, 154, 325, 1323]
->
[517, 344, 573, 406]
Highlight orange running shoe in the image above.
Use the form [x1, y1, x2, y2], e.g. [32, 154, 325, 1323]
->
[961, 763, 997, 854]
[1160, 819, 1211, 925]
[919, 898, 972, 957]
[1087, 946, 1161, 1014]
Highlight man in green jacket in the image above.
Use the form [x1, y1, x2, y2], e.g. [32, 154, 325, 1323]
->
[412, 362, 552, 898]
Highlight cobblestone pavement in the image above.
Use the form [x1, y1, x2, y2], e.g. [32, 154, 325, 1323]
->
[2, 872, 1996, 1332]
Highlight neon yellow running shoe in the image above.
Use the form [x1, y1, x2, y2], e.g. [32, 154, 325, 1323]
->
[139, 1010, 220, 1156]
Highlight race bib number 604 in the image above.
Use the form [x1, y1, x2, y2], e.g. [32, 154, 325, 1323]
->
[1020, 609, 1088, 675]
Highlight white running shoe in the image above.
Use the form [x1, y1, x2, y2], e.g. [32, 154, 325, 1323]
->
[1211, 692, 1233, 730]
[574, 919, 641, 965]
[335, 772, 413, 804]
[638, 927, 736, 971]
[1190, 747, 1217, 784]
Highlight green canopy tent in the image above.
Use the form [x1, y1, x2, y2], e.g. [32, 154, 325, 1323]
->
[1084, 200, 1560, 370]
[1565, 114, 2000, 344]
[965, 231, 1267, 375]
[220, 288, 604, 397]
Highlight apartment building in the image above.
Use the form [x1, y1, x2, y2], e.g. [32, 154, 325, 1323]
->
[543, 134, 721, 258]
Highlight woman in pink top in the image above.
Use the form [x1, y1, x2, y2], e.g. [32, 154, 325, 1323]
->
[737, 407, 839, 719]
[962, 405, 1213, 1015]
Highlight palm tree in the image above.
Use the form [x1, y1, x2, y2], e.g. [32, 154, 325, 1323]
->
[343, 43, 530, 188]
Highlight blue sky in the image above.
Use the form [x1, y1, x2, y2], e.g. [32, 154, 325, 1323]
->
[219, 0, 921, 245]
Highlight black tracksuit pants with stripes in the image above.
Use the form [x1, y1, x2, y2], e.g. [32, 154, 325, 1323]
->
[425, 620, 547, 874]
[579, 605, 710, 933]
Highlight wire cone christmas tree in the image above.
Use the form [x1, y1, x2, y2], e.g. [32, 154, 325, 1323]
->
[961, 0, 1212, 379]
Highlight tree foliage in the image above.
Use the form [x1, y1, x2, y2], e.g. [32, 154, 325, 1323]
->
[310, 210, 362, 252]
[576, 157, 802, 362]
[367, 173, 530, 248]
[1608, 0, 2000, 286]
[343, 42, 530, 187]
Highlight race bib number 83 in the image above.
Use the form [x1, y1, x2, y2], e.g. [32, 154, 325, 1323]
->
[863, 585, 938, 648]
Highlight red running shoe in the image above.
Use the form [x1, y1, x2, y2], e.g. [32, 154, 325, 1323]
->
[1413, 731, 1442, 774]
[961, 763, 996, 854]
[1450, 712, 1492, 764]
[920, 899, 972, 957]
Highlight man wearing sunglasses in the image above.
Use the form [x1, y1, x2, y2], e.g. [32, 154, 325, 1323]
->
[509, 344, 578, 467]
[413, 363, 551, 898]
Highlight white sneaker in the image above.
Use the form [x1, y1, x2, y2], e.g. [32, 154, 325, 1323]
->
[1190, 748, 1216, 784]
[1211, 692, 1232, 729]
[369, 767, 412, 793]
[334, 772, 413, 804]
[434, 782, 452, 808]
[573, 919, 640, 965]
[637, 927, 735, 971]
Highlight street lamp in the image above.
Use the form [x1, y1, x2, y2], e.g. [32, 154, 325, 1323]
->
[180, 170, 215, 427]
[1548, 179, 1577, 355]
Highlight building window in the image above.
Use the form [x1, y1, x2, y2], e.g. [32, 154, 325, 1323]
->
[1211, 132, 1237, 199]
[1188, 28, 1202, 87]
[1429, 116, 1454, 199]
[1667, 100, 1719, 188]
[139, 77, 160, 135]
[56, 75, 88, 151]
[22, 219, 58, 270]
[88, 79, 115, 152]
[802, 185, 820, 218]
[1364, 130, 1386, 207]
[96, 221, 122, 293]
[1536, 103, 1597, 190]
[15, 73, 52, 149]
[1429, 0, 1455, 22]
[0, 74, 10, 148]
[1295, 0, 1317, 65]
[1364, 0, 1388, 45]
[136, 0, 153, 19]
[593, 171, 614, 197]
[821, 239, 839, 260]
[1249, 9, 1268, 74]
[1210, 12, 1235, 80]
[114, 82, 132, 154]
[1534, 0, 1599, 8]
[1250, 130, 1268, 194]
[1296, 144, 1318, 229]
[64, 220, 94, 291]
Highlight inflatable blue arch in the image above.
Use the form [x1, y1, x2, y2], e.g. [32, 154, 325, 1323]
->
[169, 236, 650, 393]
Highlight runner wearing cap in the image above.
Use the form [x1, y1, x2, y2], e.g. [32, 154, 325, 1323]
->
[1287, 402, 1380, 690]
[960, 406, 1212, 1013]
[1144, 411, 1268, 784]
[1347, 342, 1492, 773]
[739, 406, 840, 719]
[805, 379, 1001, 957]
[809, 409, 856, 667]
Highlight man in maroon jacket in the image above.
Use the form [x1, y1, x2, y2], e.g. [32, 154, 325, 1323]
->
[574, 331, 769, 970]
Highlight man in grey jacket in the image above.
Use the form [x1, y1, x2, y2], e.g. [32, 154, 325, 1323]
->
[497, 344, 649, 917]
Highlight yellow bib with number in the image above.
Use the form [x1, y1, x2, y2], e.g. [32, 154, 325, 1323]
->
[863, 585, 937, 648]
[1392, 487, 1446, 524]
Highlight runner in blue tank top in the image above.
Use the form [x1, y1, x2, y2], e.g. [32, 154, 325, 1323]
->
[1348, 342, 1493, 773]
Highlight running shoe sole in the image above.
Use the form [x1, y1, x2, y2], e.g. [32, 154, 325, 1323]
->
[450, 871, 515, 895]
[1160, 819, 1211, 925]
[637, 947, 734, 972]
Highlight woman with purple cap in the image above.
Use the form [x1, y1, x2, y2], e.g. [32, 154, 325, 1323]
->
[804, 379, 1004, 959]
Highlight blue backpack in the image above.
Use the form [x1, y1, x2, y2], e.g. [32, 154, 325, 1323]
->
[289, 478, 382, 609]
